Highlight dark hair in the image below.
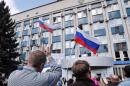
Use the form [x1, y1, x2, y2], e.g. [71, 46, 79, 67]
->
[124, 65, 130, 77]
[67, 78, 74, 85]
[72, 60, 90, 78]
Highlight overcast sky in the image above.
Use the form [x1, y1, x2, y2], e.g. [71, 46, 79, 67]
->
[0, 0, 56, 14]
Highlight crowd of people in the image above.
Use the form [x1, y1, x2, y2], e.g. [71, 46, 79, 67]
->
[66, 60, 130, 86]
[1, 45, 129, 86]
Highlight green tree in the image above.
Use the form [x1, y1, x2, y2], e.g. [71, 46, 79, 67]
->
[0, 1, 19, 77]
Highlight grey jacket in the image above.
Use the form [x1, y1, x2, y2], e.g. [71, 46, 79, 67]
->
[8, 65, 61, 86]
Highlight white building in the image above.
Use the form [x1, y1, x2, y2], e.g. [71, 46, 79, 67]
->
[12, 0, 130, 79]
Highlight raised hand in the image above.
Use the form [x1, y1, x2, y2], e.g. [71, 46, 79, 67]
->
[42, 44, 53, 56]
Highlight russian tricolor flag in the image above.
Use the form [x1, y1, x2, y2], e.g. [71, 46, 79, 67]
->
[37, 20, 53, 33]
[74, 30, 100, 54]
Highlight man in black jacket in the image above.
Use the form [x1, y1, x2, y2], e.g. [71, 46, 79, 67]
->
[69, 60, 96, 86]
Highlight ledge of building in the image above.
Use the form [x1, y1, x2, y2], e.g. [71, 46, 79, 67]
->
[62, 56, 113, 68]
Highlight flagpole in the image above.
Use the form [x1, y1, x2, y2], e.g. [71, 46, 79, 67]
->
[66, 27, 77, 81]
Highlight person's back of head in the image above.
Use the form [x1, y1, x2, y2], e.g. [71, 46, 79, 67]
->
[124, 65, 130, 78]
[28, 50, 46, 72]
[71, 60, 96, 86]
[72, 60, 90, 79]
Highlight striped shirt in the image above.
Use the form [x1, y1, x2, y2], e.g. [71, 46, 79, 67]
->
[8, 65, 61, 86]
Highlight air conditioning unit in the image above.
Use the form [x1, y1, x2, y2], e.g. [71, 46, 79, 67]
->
[38, 34, 41, 37]
[26, 47, 29, 51]
[123, 15, 127, 19]
[87, 6, 91, 11]
[89, 22, 92, 25]
[99, 20, 104, 23]
[105, 18, 109, 22]
[102, 2, 107, 8]
[61, 14, 64, 18]
[62, 28, 64, 30]
[29, 23, 32, 27]
[73, 12, 76, 15]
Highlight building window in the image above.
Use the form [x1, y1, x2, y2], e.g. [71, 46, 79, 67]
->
[42, 16, 50, 24]
[108, 10, 121, 20]
[32, 28, 38, 34]
[80, 47, 91, 56]
[16, 22, 21, 31]
[78, 11, 87, 18]
[20, 52, 26, 60]
[31, 40, 37, 46]
[115, 51, 120, 60]
[124, 0, 130, 3]
[65, 14, 73, 21]
[65, 41, 75, 48]
[126, 8, 130, 16]
[65, 34, 74, 41]
[42, 16, 49, 20]
[23, 36, 29, 41]
[33, 17, 39, 22]
[94, 29, 106, 37]
[53, 30, 62, 36]
[65, 27, 75, 34]
[65, 48, 75, 56]
[97, 44, 108, 53]
[15, 31, 19, 37]
[21, 41, 27, 47]
[64, 20, 74, 28]
[41, 37, 48, 44]
[85, 31, 89, 35]
[124, 0, 130, 7]
[53, 22, 61, 30]
[22, 30, 29, 36]
[52, 49, 61, 53]
[92, 8, 103, 15]
[78, 17, 88, 25]
[32, 17, 40, 28]
[53, 42, 61, 49]
[111, 25, 124, 35]
[53, 16, 61, 23]
[52, 36, 61, 43]
[93, 14, 104, 23]
[106, 0, 117, 5]
[114, 42, 127, 51]
[123, 51, 128, 57]
[24, 20, 30, 27]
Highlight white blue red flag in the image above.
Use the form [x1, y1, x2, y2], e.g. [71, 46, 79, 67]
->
[74, 29, 100, 54]
[37, 20, 53, 33]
